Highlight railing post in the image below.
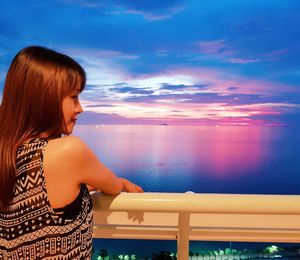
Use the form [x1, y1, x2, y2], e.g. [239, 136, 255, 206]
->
[177, 212, 190, 260]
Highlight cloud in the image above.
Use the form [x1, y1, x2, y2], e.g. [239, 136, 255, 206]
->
[170, 109, 184, 113]
[110, 86, 154, 95]
[194, 39, 270, 65]
[117, 6, 184, 21]
[53, 47, 300, 126]
[61, 0, 185, 21]
[84, 104, 116, 108]
[68, 52, 131, 89]
[161, 66, 299, 95]
[122, 89, 300, 108]
[227, 86, 239, 91]
[160, 83, 210, 90]
[123, 95, 158, 103]
[249, 106, 300, 126]
[262, 49, 288, 62]
[197, 39, 228, 55]
[77, 111, 134, 125]
[235, 15, 275, 39]
[77, 110, 207, 125]
[78, 101, 300, 126]
[85, 84, 102, 90]
[228, 58, 261, 64]
[195, 39, 257, 64]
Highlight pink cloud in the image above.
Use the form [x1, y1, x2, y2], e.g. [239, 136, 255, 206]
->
[263, 49, 288, 62]
[196, 40, 262, 65]
[159, 66, 299, 95]
[228, 58, 261, 64]
[124, 6, 184, 21]
[79, 62, 300, 126]
[197, 39, 228, 54]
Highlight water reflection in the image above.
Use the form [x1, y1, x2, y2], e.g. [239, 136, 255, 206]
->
[74, 125, 300, 194]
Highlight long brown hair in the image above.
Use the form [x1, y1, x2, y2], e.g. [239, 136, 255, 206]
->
[0, 46, 86, 211]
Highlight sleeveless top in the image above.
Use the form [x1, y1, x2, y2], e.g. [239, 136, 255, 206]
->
[0, 138, 93, 260]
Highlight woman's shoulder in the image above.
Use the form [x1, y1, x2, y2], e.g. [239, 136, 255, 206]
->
[48, 136, 86, 151]
[46, 136, 90, 165]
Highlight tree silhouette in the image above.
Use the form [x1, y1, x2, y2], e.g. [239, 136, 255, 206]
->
[152, 250, 175, 260]
[99, 249, 108, 259]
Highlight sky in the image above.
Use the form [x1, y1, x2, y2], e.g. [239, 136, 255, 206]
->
[0, 0, 300, 126]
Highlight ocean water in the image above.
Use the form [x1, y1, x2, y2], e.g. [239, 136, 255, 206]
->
[74, 124, 300, 195]
[73, 124, 300, 256]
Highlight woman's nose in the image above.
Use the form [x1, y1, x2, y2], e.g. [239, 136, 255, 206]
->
[76, 101, 83, 114]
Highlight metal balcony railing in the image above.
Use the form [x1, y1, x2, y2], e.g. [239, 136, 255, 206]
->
[92, 192, 300, 260]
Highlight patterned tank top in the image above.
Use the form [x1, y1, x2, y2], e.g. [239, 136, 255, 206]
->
[0, 138, 93, 260]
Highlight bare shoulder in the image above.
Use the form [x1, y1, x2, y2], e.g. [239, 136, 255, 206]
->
[45, 136, 91, 167]
[43, 136, 90, 207]
[47, 135, 84, 147]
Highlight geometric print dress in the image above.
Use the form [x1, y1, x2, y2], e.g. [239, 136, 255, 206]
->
[0, 138, 93, 260]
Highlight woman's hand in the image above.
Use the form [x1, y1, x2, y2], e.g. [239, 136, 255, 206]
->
[119, 178, 144, 193]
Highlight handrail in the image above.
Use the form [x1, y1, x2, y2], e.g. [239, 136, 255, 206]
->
[92, 192, 300, 214]
[92, 192, 300, 260]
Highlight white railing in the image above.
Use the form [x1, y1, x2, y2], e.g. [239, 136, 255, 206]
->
[92, 192, 300, 260]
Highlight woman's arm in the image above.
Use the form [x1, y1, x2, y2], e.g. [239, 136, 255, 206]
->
[61, 136, 143, 194]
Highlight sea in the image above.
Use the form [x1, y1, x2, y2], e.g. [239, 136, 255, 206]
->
[74, 124, 300, 195]
[73, 124, 300, 257]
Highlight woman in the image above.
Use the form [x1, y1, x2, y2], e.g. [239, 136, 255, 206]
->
[0, 46, 143, 259]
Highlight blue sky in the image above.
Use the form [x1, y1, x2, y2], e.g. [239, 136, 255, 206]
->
[1, 0, 300, 125]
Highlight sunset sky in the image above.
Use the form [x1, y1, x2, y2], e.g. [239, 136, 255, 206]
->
[1, 0, 300, 126]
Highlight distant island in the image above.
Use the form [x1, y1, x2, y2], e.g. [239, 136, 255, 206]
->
[159, 123, 168, 126]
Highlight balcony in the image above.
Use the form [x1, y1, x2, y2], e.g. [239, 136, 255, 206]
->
[92, 192, 300, 260]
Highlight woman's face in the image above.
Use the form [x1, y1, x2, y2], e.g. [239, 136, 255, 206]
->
[62, 88, 83, 135]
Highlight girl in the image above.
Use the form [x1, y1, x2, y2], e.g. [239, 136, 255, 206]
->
[0, 46, 143, 259]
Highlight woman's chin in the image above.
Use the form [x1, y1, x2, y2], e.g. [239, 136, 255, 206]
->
[62, 127, 74, 136]
[61, 122, 76, 135]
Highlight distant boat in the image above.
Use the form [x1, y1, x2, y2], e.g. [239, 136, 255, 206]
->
[159, 123, 168, 126]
